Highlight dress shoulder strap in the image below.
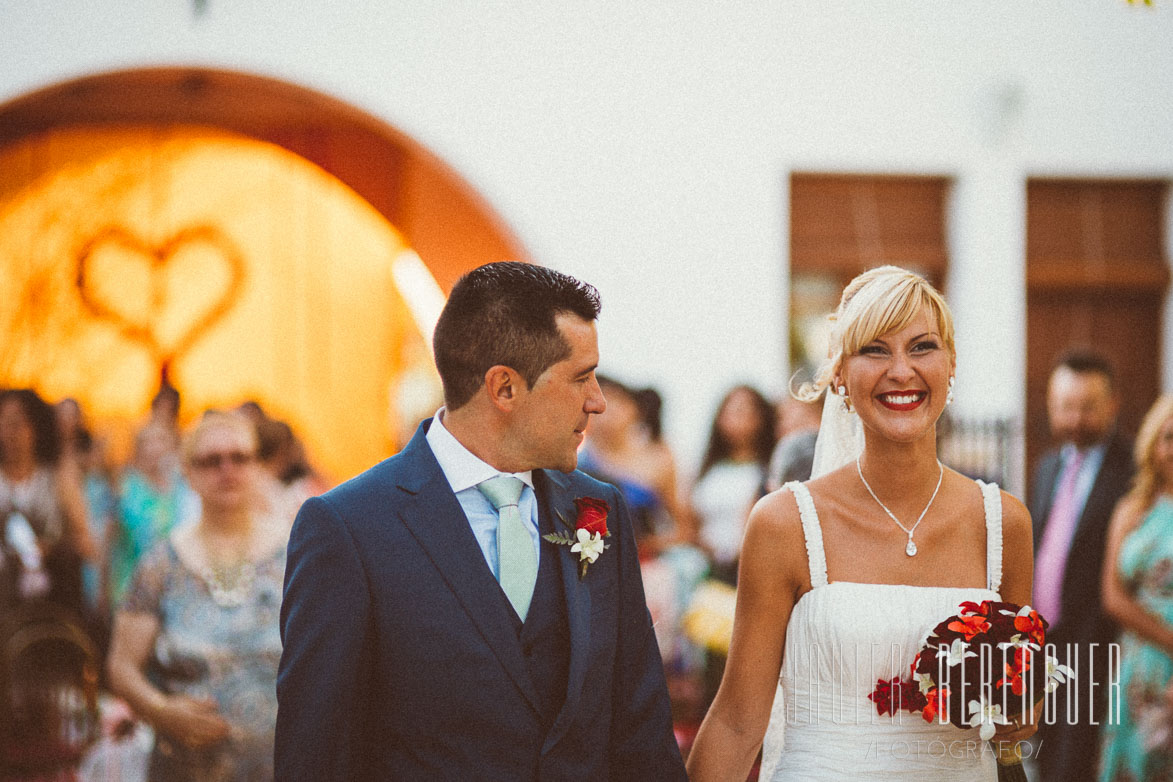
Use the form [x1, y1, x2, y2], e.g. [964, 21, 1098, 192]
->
[977, 480, 1003, 593]
[783, 481, 828, 588]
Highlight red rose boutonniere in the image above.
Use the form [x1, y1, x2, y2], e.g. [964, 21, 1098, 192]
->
[543, 497, 611, 578]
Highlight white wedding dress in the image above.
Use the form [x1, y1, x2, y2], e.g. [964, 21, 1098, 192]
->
[761, 479, 1002, 781]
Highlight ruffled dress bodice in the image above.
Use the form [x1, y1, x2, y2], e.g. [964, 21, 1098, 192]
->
[763, 480, 1003, 781]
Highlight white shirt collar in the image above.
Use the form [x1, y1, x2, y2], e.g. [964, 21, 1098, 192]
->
[426, 408, 534, 494]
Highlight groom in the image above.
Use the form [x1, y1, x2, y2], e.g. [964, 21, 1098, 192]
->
[275, 262, 686, 780]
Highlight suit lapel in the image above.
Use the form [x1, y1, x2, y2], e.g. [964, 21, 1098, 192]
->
[1071, 435, 1129, 548]
[535, 469, 593, 753]
[393, 423, 541, 714]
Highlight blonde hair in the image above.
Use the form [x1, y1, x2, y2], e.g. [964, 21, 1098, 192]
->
[798, 265, 955, 401]
[181, 409, 258, 466]
[1130, 394, 1173, 509]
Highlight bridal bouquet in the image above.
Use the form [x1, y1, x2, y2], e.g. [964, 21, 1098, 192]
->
[868, 600, 1073, 782]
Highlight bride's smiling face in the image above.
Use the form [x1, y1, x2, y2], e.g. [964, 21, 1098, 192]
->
[839, 309, 955, 444]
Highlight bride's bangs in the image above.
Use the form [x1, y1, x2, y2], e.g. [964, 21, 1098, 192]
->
[844, 280, 954, 357]
[842, 277, 918, 354]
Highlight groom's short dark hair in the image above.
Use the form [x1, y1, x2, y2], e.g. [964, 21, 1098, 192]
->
[433, 261, 601, 411]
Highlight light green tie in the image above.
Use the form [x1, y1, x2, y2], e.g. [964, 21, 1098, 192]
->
[477, 475, 537, 621]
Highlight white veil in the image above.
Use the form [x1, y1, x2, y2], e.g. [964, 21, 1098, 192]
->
[758, 388, 863, 780]
[809, 388, 866, 480]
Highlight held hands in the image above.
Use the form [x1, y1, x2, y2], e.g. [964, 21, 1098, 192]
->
[152, 694, 231, 748]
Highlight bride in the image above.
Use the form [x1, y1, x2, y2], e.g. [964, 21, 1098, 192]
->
[687, 266, 1037, 780]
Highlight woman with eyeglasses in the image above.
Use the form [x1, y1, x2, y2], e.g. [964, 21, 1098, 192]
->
[107, 410, 287, 781]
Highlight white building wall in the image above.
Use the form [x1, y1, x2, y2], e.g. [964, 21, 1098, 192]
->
[3, 1, 1172, 481]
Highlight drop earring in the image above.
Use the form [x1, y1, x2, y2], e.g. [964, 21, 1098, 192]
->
[836, 383, 853, 413]
[946, 376, 955, 406]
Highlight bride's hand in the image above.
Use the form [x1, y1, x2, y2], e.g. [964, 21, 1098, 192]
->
[993, 697, 1044, 743]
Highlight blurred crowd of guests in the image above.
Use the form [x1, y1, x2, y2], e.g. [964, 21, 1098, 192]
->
[0, 385, 325, 781]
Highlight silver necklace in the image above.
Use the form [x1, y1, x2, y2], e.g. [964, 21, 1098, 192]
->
[855, 457, 944, 557]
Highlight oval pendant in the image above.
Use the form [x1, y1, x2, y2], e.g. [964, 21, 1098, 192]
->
[905, 539, 918, 557]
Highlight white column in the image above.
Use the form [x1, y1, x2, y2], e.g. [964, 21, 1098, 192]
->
[946, 162, 1028, 495]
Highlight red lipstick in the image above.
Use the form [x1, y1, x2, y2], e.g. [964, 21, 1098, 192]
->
[877, 391, 926, 411]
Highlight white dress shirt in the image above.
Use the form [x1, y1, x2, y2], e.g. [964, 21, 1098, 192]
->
[425, 410, 542, 578]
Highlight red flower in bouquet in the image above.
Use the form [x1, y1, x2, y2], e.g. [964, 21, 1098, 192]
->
[1013, 607, 1045, 645]
[959, 600, 994, 616]
[921, 686, 950, 724]
[947, 614, 991, 641]
[998, 657, 1026, 697]
[868, 677, 897, 717]
[867, 676, 925, 717]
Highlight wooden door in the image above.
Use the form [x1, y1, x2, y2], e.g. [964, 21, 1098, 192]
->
[1025, 179, 1169, 482]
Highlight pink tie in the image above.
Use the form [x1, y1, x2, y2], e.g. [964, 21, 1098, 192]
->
[1033, 451, 1087, 628]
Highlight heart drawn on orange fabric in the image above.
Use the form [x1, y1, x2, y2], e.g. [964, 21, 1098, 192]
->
[75, 225, 246, 365]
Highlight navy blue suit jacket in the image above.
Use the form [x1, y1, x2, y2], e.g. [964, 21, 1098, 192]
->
[275, 420, 685, 781]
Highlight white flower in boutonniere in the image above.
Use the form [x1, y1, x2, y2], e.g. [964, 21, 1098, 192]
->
[542, 496, 611, 578]
[571, 527, 605, 564]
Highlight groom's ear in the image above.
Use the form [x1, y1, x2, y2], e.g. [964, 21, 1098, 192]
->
[484, 365, 526, 411]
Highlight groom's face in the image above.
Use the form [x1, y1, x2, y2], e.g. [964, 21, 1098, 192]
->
[510, 313, 607, 472]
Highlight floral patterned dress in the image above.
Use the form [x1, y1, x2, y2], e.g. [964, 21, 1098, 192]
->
[122, 538, 285, 782]
[1100, 496, 1173, 782]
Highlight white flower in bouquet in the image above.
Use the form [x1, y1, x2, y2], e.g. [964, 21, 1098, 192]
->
[943, 638, 977, 667]
[966, 697, 1009, 741]
[1043, 655, 1075, 694]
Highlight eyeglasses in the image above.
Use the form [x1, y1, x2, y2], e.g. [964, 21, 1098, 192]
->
[190, 451, 255, 470]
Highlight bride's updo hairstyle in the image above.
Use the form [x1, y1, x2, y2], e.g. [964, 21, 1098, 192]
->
[797, 265, 955, 402]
